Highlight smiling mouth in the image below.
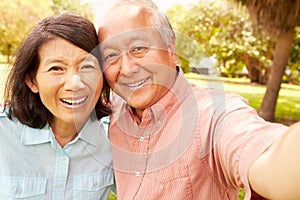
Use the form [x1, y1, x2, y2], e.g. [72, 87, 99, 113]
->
[60, 96, 88, 106]
[125, 77, 150, 88]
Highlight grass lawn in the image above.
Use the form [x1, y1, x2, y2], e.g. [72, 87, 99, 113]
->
[108, 192, 117, 200]
[186, 73, 300, 126]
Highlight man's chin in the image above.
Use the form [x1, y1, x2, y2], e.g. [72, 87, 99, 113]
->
[127, 96, 152, 109]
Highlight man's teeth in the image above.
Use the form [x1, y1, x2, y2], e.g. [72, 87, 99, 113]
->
[61, 97, 87, 105]
[127, 78, 148, 88]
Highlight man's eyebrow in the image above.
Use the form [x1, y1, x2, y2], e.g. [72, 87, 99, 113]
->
[100, 33, 148, 50]
[99, 42, 112, 51]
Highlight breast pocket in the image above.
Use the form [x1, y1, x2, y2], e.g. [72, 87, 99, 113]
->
[73, 171, 114, 200]
[0, 177, 46, 200]
[141, 164, 193, 200]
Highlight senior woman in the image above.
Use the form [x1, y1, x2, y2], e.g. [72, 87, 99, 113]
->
[0, 13, 113, 199]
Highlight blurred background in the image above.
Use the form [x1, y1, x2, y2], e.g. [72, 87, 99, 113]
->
[1, 0, 299, 125]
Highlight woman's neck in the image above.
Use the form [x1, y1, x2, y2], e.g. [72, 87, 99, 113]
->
[50, 120, 83, 147]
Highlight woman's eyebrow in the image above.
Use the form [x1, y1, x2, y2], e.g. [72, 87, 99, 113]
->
[42, 57, 68, 65]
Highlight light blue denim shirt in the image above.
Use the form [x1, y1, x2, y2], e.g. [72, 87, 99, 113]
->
[0, 111, 114, 200]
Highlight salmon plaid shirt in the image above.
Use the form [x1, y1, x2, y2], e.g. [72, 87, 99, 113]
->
[109, 69, 287, 200]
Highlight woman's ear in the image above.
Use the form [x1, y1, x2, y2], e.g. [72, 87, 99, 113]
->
[25, 74, 38, 93]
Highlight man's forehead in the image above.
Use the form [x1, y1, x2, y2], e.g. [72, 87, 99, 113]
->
[105, 4, 151, 21]
[98, 4, 153, 35]
[99, 28, 159, 48]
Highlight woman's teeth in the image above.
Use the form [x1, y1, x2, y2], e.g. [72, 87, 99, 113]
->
[61, 97, 87, 105]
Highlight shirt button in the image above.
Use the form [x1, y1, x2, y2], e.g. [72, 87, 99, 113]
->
[135, 171, 141, 177]
[93, 182, 98, 187]
[60, 156, 66, 160]
[156, 120, 161, 127]
[15, 188, 22, 195]
[139, 136, 145, 142]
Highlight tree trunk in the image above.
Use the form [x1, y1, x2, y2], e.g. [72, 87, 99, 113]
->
[258, 29, 295, 121]
[7, 44, 11, 63]
[244, 53, 260, 83]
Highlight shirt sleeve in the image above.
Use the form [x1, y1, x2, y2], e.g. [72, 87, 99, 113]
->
[209, 92, 287, 199]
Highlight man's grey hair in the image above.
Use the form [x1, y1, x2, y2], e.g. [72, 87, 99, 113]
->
[94, 0, 176, 45]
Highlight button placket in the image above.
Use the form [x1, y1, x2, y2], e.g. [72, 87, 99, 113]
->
[52, 151, 69, 199]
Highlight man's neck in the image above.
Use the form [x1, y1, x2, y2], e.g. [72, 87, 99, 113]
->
[131, 107, 143, 125]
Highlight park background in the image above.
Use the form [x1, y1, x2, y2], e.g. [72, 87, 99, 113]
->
[1, 0, 300, 199]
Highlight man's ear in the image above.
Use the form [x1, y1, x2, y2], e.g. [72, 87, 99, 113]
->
[25, 74, 38, 93]
[168, 36, 179, 64]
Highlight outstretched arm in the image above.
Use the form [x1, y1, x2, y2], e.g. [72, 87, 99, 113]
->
[249, 121, 300, 199]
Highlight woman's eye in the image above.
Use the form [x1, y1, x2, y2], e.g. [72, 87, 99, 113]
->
[48, 66, 62, 71]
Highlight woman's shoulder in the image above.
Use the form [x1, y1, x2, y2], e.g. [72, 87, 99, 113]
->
[0, 107, 8, 119]
[0, 106, 21, 130]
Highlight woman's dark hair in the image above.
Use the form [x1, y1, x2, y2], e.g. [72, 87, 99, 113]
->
[4, 12, 111, 128]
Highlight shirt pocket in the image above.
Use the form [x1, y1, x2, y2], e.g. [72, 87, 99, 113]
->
[141, 164, 193, 200]
[0, 176, 46, 200]
[73, 171, 114, 199]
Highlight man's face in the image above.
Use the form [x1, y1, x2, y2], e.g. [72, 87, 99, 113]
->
[98, 5, 178, 116]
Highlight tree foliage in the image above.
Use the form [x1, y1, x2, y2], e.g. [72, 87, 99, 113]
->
[0, 0, 52, 62]
[51, 0, 94, 20]
[166, 0, 274, 80]
[0, 0, 94, 62]
[232, 0, 300, 36]
[231, 0, 300, 121]
[287, 27, 300, 84]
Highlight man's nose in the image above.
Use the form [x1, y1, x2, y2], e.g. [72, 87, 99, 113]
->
[120, 52, 140, 76]
[64, 74, 85, 91]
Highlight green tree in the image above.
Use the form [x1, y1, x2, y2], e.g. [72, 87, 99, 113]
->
[0, 0, 95, 63]
[286, 27, 300, 84]
[231, 0, 300, 121]
[0, 0, 52, 62]
[167, 4, 211, 73]
[166, 0, 273, 80]
[50, 0, 94, 20]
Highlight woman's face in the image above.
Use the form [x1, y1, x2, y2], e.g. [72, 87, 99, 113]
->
[26, 38, 103, 130]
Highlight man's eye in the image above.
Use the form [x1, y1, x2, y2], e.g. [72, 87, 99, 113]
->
[82, 65, 95, 70]
[103, 53, 119, 62]
[130, 46, 149, 57]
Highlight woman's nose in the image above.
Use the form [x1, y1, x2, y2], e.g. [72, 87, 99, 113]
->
[64, 74, 85, 91]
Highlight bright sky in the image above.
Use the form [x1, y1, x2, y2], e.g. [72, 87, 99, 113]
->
[152, 0, 198, 11]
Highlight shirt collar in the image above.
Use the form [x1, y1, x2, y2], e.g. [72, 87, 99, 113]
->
[78, 117, 105, 147]
[21, 123, 52, 145]
[150, 67, 192, 123]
